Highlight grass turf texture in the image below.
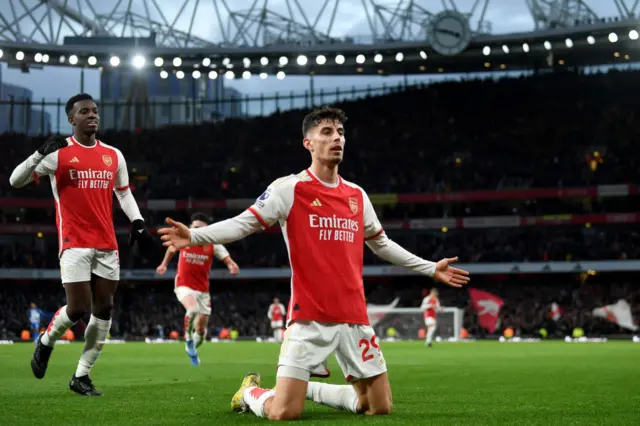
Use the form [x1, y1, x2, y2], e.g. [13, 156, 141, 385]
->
[0, 341, 638, 425]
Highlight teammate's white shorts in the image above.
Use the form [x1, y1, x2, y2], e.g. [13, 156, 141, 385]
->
[271, 320, 284, 329]
[425, 317, 436, 327]
[174, 286, 212, 315]
[277, 321, 387, 383]
[59, 248, 119, 284]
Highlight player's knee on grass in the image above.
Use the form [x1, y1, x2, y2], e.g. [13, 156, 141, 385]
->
[266, 401, 303, 421]
[353, 374, 393, 416]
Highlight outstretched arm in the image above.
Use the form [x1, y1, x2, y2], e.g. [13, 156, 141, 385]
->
[366, 234, 436, 277]
[156, 246, 177, 275]
[191, 210, 264, 245]
[214, 244, 240, 274]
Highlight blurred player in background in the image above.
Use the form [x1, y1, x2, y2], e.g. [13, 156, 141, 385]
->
[9, 93, 156, 396]
[267, 297, 286, 342]
[421, 288, 442, 347]
[28, 303, 43, 342]
[159, 106, 470, 420]
[156, 212, 240, 366]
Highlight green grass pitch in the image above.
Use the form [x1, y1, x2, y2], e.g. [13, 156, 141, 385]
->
[1, 341, 638, 425]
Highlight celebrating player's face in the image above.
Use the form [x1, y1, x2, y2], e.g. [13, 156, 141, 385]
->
[304, 119, 345, 165]
[69, 99, 99, 134]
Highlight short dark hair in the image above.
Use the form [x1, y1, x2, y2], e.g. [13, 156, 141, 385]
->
[302, 106, 347, 137]
[190, 212, 210, 224]
[65, 93, 94, 117]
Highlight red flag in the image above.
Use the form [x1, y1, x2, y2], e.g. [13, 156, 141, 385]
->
[469, 289, 504, 333]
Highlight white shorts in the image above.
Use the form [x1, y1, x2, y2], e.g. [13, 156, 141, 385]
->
[174, 286, 211, 315]
[277, 321, 387, 383]
[59, 248, 119, 284]
[425, 317, 436, 327]
[271, 320, 284, 329]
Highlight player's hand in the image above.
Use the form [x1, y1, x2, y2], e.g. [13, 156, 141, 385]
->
[433, 257, 470, 288]
[156, 265, 167, 275]
[37, 136, 68, 156]
[129, 219, 160, 253]
[159, 218, 191, 249]
[227, 260, 240, 275]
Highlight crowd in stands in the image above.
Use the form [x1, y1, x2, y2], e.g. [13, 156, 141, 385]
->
[1, 274, 637, 341]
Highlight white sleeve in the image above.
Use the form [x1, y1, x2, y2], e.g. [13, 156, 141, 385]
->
[420, 297, 429, 310]
[113, 150, 143, 222]
[213, 244, 230, 261]
[9, 151, 58, 188]
[280, 304, 286, 316]
[189, 176, 296, 246]
[365, 233, 436, 278]
[361, 189, 384, 241]
[267, 305, 273, 320]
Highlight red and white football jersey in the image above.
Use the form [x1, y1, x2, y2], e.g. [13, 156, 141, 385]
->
[247, 169, 384, 325]
[175, 244, 230, 293]
[33, 136, 130, 254]
[268, 303, 286, 322]
[421, 296, 441, 319]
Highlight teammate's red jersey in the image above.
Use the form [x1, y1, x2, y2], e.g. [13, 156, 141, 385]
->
[421, 296, 440, 319]
[175, 244, 230, 292]
[33, 136, 130, 254]
[247, 170, 384, 325]
[268, 303, 286, 321]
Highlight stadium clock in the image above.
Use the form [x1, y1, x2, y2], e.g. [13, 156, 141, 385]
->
[426, 10, 472, 56]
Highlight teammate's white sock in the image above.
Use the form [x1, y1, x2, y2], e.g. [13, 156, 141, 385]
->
[193, 330, 206, 348]
[41, 306, 76, 347]
[426, 326, 436, 345]
[306, 382, 359, 413]
[242, 387, 276, 418]
[184, 312, 197, 341]
[273, 329, 282, 342]
[75, 315, 111, 377]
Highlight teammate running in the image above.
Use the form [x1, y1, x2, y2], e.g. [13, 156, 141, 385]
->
[156, 212, 240, 365]
[421, 288, 442, 347]
[10, 93, 156, 396]
[159, 106, 470, 420]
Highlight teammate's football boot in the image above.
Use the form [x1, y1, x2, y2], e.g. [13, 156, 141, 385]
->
[231, 372, 261, 412]
[31, 335, 53, 379]
[185, 340, 200, 366]
[69, 374, 103, 396]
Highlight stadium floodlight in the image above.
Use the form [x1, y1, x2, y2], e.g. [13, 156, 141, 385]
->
[110, 56, 120, 67]
[502, 45, 509, 54]
[587, 35, 596, 45]
[69, 54, 78, 65]
[260, 56, 269, 66]
[176, 70, 185, 79]
[208, 70, 218, 79]
[419, 51, 427, 60]
[356, 54, 365, 64]
[160, 70, 169, 79]
[0, 49, 3, 59]
[544, 41, 552, 50]
[154, 57, 164, 67]
[16, 51, 24, 60]
[609, 32, 618, 43]
[522, 43, 530, 53]
[395, 52, 404, 62]
[335, 54, 345, 64]
[374, 53, 383, 63]
[173, 57, 182, 67]
[482, 46, 490, 56]
[132, 55, 145, 68]
[42, 54, 49, 63]
[88, 56, 97, 66]
[242, 70, 251, 79]
[259, 72, 268, 79]
[630, 30, 639, 40]
[243, 57, 251, 68]
[202, 57, 211, 67]
[565, 38, 574, 48]
[222, 57, 231, 66]
[277, 71, 286, 80]
[297, 55, 308, 66]
[34, 53, 43, 62]
[279, 56, 289, 66]
[316, 55, 327, 65]
[225, 70, 235, 79]
[192, 70, 201, 79]
[59, 55, 66, 63]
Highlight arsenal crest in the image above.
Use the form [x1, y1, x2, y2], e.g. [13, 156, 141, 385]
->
[102, 155, 113, 167]
[203, 246, 211, 254]
[349, 197, 358, 214]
